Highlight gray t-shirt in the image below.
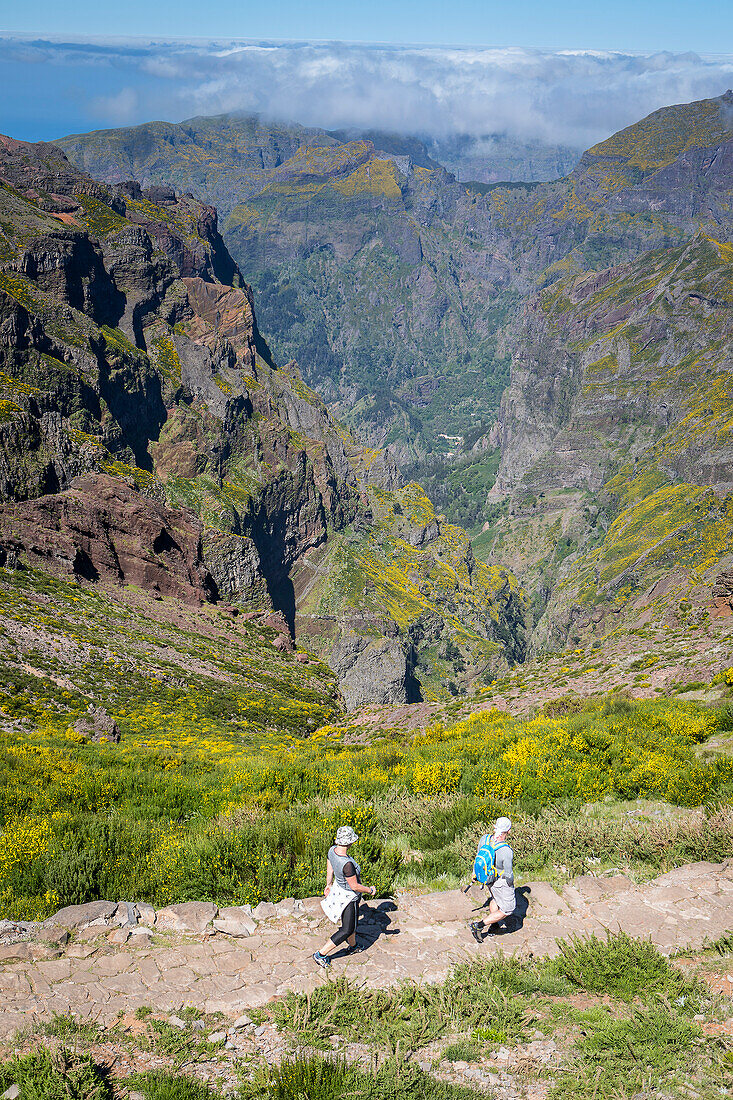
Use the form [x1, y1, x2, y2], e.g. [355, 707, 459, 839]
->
[328, 846, 361, 891]
[491, 838, 514, 886]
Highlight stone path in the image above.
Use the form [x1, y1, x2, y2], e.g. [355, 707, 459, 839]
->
[1, 861, 732, 1039]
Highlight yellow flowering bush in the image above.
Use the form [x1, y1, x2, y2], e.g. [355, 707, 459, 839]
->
[411, 760, 461, 796]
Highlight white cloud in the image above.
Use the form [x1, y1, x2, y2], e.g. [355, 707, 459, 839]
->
[2, 35, 733, 149]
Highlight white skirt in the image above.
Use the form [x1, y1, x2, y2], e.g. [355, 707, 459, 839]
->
[490, 879, 516, 915]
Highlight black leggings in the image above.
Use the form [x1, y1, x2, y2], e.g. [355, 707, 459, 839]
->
[331, 899, 358, 946]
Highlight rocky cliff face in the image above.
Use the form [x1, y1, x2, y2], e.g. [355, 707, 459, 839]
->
[0, 134, 526, 706]
[56, 119, 516, 470]
[488, 232, 733, 650]
[57, 93, 733, 484]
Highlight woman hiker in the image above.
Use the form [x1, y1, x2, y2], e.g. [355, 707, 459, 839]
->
[313, 825, 376, 969]
[469, 817, 516, 942]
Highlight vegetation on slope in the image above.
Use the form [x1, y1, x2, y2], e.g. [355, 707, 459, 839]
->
[1, 559, 730, 923]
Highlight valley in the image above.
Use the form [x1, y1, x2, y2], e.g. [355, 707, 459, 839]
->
[0, 84, 732, 1100]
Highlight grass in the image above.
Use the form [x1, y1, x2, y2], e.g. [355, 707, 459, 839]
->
[126, 1072, 218, 1100]
[554, 929, 701, 1003]
[246, 1055, 485, 1100]
[0, 1048, 113, 1100]
[266, 931, 728, 1100]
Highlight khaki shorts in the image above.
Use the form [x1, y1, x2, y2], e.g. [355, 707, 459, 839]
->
[490, 879, 516, 915]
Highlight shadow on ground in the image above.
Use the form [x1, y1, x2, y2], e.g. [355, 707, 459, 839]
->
[339, 900, 400, 956]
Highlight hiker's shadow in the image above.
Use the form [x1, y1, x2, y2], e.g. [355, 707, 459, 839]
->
[336, 900, 399, 956]
[508, 886, 530, 933]
[472, 885, 530, 936]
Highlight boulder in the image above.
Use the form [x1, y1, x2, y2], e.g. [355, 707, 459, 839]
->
[35, 927, 70, 945]
[49, 900, 118, 929]
[155, 902, 217, 932]
[0, 944, 29, 962]
[251, 901, 278, 921]
[73, 705, 121, 744]
[213, 906, 257, 938]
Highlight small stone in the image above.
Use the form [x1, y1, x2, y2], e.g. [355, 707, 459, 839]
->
[77, 925, 108, 942]
[136, 902, 156, 925]
[107, 928, 130, 946]
[168, 1015, 187, 1029]
[254, 1024, 266, 1036]
[36, 927, 70, 945]
[2, 1085, 20, 1100]
[127, 929, 152, 948]
[127, 1093, 145, 1100]
[209, 1030, 227, 1043]
[212, 912, 256, 938]
[66, 944, 97, 959]
[114, 902, 139, 928]
[192, 1020, 206, 1031]
[28, 944, 61, 961]
[233, 1015, 252, 1029]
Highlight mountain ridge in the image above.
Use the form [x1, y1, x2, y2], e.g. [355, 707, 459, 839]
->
[0, 132, 526, 706]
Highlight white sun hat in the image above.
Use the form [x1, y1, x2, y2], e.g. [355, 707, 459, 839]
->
[494, 817, 512, 834]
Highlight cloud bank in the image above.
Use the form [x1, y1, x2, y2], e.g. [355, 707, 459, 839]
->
[1, 36, 732, 149]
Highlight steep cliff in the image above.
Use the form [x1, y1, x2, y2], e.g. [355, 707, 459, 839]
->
[0, 134, 526, 705]
[56, 93, 733, 490]
[57, 118, 516, 468]
[489, 233, 733, 649]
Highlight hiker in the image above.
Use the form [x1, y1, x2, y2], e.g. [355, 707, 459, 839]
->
[469, 817, 516, 942]
[313, 825, 376, 969]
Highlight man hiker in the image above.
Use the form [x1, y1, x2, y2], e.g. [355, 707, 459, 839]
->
[469, 817, 516, 942]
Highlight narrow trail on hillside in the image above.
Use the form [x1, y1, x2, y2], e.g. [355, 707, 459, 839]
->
[1, 861, 731, 1040]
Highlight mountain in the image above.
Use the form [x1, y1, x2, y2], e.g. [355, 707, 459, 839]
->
[0, 133, 526, 707]
[426, 133, 581, 184]
[486, 232, 733, 650]
[57, 94, 733, 483]
[54, 91, 733, 666]
[57, 116, 516, 470]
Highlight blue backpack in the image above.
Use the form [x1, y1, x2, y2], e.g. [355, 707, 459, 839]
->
[473, 835, 508, 886]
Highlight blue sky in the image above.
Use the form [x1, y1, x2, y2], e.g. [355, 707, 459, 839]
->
[1, 2, 732, 145]
[2, 0, 732, 53]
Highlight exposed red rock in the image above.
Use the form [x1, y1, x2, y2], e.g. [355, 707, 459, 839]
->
[0, 473, 214, 605]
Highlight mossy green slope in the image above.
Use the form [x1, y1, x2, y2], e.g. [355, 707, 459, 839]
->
[491, 233, 733, 649]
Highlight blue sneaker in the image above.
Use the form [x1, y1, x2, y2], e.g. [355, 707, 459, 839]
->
[313, 950, 331, 969]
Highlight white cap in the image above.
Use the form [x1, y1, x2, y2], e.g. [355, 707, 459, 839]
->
[494, 817, 512, 834]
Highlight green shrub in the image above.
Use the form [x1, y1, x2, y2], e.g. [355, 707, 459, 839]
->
[127, 1071, 218, 1100]
[554, 930, 695, 1002]
[443, 1041, 480, 1062]
[576, 1005, 699, 1087]
[254, 1055, 484, 1100]
[0, 1047, 112, 1100]
[45, 848, 102, 907]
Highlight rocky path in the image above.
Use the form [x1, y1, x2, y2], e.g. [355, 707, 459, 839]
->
[1, 861, 732, 1040]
